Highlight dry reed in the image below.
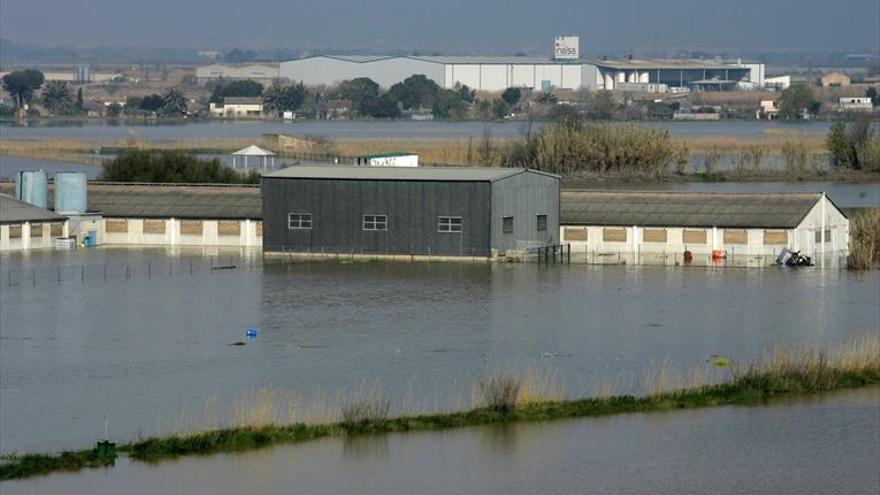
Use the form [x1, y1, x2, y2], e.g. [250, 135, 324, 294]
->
[848, 210, 880, 270]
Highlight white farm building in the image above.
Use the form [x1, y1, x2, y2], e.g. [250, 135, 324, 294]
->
[559, 191, 848, 259]
[277, 55, 763, 92]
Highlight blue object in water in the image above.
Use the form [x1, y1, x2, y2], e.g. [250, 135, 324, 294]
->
[246, 329, 258, 338]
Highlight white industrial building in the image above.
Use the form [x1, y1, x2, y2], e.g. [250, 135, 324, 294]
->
[559, 191, 848, 259]
[277, 55, 762, 92]
[196, 63, 281, 85]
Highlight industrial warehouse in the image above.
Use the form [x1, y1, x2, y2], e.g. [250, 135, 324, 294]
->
[261, 166, 561, 258]
[196, 36, 764, 92]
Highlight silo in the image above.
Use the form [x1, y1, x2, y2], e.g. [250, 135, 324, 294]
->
[15, 170, 48, 209]
[54, 172, 88, 214]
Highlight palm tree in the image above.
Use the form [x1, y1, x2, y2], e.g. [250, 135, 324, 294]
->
[262, 81, 285, 116]
[263, 81, 308, 117]
[41, 81, 74, 114]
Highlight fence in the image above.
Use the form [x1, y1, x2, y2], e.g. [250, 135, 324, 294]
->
[2, 252, 264, 289]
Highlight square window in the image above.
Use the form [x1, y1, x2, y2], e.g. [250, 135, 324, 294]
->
[537, 215, 547, 232]
[438, 216, 463, 233]
[363, 215, 387, 231]
[502, 216, 514, 234]
[288, 213, 312, 230]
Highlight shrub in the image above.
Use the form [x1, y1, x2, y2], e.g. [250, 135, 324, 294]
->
[100, 150, 260, 184]
[340, 386, 390, 428]
[478, 373, 521, 413]
[848, 210, 880, 270]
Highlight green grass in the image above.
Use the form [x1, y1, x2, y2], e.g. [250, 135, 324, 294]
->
[3, 335, 878, 481]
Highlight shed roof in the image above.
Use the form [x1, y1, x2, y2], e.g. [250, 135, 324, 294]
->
[0, 194, 65, 224]
[232, 145, 274, 156]
[82, 183, 261, 219]
[561, 191, 828, 229]
[265, 166, 560, 182]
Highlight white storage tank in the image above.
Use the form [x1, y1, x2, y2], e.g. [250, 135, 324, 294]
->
[54, 172, 88, 214]
[15, 170, 49, 209]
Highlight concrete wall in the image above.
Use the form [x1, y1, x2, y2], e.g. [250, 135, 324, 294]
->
[0, 221, 68, 252]
[100, 218, 262, 248]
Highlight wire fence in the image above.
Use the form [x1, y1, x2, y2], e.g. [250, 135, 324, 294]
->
[2, 252, 264, 289]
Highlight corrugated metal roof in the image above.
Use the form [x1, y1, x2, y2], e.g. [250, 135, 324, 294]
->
[0, 194, 65, 224]
[585, 58, 747, 70]
[561, 191, 825, 229]
[316, 55, 398, 63]
[84, 183, 261, 219]
[265, 166, 559, 182]
[408, 55, 571, 65]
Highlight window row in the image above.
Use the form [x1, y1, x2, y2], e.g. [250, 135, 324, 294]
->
[288, 214, 465, 233]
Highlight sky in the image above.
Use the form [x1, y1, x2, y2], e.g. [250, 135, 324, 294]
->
[1, 0, 877, 55]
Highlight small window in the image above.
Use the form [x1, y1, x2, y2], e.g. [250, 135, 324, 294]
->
[438, 216, 463, 233]
[502, 216, 514, 234]
[363, 215, 387, 231]
[288, 213, 312, 230]
[536, 215, 547, 232]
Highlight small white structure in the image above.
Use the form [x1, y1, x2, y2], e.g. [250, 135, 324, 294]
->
[355, 152, 419, 167]
[209, 97, 264, 118]
[757, 99, 780, 120]
[232, 145, 275, 172]
[0, 194, 68, 251]
[839, 97, 873, 112]
[764, 75, 791, 90]
[560, 191, 849, 260]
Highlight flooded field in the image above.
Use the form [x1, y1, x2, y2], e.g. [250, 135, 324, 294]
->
[0, 119, 830, 142]
[1, 248, 877, 455]
[5, 387, 877, 495]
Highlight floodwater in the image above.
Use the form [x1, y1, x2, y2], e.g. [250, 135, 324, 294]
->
[5, 388, 878, 495]
[0, 119, 830, 142]
[1, 248, 878, 455]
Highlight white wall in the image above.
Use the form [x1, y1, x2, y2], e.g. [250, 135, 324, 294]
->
[100, 218, 262, 248]
[0, 221, 68, 252]
[280, 57, 445, 89]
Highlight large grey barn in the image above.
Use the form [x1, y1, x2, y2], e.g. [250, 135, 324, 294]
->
[261, 167, 560, 257]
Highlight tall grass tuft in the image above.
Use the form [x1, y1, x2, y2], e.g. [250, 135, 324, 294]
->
[477, 373, 521, 413]
[340, 384, 390, 429]
[782, 140, 809, 174]
[848, 210, 880, 270]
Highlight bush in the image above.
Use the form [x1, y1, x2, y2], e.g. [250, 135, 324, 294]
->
[100, 150, 260, 184]
[478, 373, 521, 413]
[498, 117, 677, 176]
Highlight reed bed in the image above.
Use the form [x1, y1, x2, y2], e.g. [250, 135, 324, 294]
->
[848, 210, 880, 270]
[3, 334, 878, 481]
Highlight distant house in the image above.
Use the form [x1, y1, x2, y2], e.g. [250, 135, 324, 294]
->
[821, 72, 851, 87]
[838, 97, 873, 112]
[209, 97, 264, 118]
[764, 75, 791, 90]
[757, 99, 779, 120]
[82, 100, 105, 117]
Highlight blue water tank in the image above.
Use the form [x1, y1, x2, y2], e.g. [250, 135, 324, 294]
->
[55, 172, 88, 214]
[15, 170, 48, 209]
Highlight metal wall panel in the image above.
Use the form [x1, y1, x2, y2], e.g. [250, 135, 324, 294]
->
[262, 178, 492, 256]
[490, 171, 560, 253]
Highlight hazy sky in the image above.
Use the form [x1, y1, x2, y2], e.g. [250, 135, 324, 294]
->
[1, 0, 877, 54]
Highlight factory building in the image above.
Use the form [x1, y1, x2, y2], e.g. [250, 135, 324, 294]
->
[195, 63, 281, 85]
[261, 166, 560, 258]
[559, 191, 848, 259]
[276, 55, 762, 92]
[0, 194, 68, 252]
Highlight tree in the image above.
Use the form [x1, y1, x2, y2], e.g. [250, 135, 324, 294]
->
[778, 85, 818, 120]
[433, 90, 467, 119]
[221, 80, 264, 98]
[365, 94, 401, 118]
[454, 82, 475, 104]
[336, 77, 380, 115]
[161, 89, 188, 115]
[501, 87, 521, 107]
[866, 87, 880, 107]
[535, 92, 558, 104]
[40, 80, 74, 114]
[2, 69, 45, 108]
[263, 81, 307, 116]
[106, 102, 123, 118]
[587, 90, 616, 120]
[75, 87, 84, 111]
[492, 99, 509, 119]
[386, 74, 441, 110]
[139, 94, 165, 112]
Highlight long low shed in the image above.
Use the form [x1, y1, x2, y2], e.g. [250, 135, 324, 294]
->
[0, 194, 68, 251]
[559, 191, 849, 257]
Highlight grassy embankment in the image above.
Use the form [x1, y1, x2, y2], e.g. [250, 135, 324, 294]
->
[2, 335, 878, 481]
